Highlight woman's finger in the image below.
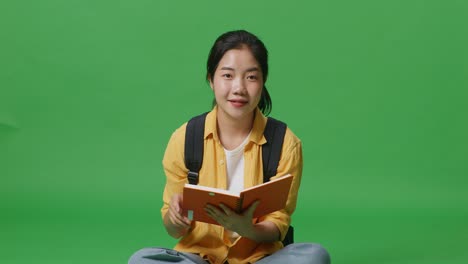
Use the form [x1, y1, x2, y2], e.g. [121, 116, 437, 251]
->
[218, 203, 234, 216]
[169, 207, 190, 227]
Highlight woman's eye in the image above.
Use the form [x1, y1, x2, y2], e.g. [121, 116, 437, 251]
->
[222, 73, 232, 79]
[247, 75, 258, 80]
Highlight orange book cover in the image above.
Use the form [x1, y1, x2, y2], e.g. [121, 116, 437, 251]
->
[182, 174, 293, 225]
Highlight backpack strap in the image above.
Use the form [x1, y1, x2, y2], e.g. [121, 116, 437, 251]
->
[184, 112, 208, 185]
[262, 117, 287, 182]
[261, 117, 292, 247]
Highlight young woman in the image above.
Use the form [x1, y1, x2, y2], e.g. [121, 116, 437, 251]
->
[129, 30, 330, 264]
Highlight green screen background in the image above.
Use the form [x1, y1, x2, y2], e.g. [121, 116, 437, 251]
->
[1, 1, 467, 263]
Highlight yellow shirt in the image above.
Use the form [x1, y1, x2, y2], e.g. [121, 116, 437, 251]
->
[161, 107, 303, 264]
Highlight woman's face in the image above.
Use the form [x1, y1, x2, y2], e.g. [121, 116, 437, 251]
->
[209, 47, 263, 122]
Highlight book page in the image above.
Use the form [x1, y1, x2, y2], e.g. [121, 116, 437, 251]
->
[184, 184, 239, 196]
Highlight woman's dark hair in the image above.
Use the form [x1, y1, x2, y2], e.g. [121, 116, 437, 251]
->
[206, 30, 272, 116]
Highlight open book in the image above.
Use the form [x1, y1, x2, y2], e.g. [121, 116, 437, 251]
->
[182, 174, 293, 225]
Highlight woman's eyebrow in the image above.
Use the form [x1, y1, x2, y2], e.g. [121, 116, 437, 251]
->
[219, 66, 259, 72]
[245, 67, 259, 72]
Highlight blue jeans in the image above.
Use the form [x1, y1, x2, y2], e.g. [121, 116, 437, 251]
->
[128, 243, 331, 264]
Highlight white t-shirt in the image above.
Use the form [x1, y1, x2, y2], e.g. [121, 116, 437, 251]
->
[224, 134, 250, 194]
[223, 132, 251, 242]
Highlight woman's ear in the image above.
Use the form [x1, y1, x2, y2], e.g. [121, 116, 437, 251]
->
[208, 75, 214, 91]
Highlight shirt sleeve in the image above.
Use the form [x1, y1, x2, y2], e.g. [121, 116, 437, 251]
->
[161, 125, 189, 220]
[259, 128, 303, 241]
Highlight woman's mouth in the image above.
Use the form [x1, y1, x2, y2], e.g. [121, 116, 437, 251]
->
[229, 99, 248, 108]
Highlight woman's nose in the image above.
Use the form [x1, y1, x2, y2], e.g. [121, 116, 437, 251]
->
[232, 78, 246, 94]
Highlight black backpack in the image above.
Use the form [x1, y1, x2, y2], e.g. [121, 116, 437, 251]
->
[183, 112, 294, 246]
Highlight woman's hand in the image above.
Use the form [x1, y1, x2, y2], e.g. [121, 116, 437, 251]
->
[163, 193, 192, 238]
[205, 201, 259, 237]
[205, 201, 281, 242]
[205, 201, 258, 236]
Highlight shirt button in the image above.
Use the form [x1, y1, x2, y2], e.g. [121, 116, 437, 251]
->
[220, 159, 224, 165]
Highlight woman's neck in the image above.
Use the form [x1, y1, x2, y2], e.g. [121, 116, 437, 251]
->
[216, 110, 254, 150]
